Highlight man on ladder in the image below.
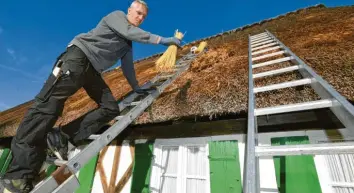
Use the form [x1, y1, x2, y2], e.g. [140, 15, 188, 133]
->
[0, 1, 181, 192]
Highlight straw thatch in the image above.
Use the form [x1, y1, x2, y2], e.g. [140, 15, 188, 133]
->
[0, 5, 353, 137]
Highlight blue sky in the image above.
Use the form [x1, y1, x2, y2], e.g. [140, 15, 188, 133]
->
[0, 0, 352, 111]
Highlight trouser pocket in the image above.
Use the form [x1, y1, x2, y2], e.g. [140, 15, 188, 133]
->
[35, 52, 66, 102]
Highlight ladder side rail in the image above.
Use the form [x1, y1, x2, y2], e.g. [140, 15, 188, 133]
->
[243, 35, 258, 193]
[52, 176, 80, 193]
[256, 142, 354, 156]
[266, 30, 354, 129]
[31, 54, 196, 193]
[118, 53, 192, 111]
[66, 61, 192, 174]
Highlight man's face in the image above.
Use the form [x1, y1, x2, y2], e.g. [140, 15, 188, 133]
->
[127, 2, 147, 27]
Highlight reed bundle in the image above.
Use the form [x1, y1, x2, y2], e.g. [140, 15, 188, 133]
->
[155, 30, 184, 71]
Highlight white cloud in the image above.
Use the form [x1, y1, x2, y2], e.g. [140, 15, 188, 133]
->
[0, 64, 41, 81]
[6, 48, 28, 65]
[7, 48, 16, 60]
[6, 48, 14, 55]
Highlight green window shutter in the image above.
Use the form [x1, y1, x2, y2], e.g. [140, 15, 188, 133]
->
[208, 140, 242, 193]
[75, 154, 99, 193]
[271, 136, 321, 193]
[130, 141, 154, 193]
[0, 149, 12, 176]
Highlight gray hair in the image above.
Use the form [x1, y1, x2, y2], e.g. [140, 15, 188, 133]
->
[131, 0, 148, 11]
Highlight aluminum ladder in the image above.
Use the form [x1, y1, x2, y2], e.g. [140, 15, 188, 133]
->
[30, 51, 199, 193]
[244, 30, 354, 192]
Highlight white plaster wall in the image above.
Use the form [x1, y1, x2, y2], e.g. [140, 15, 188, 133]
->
[117, 142, 133, 193]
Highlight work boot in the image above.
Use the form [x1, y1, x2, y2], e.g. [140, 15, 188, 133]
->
[47, 127, 69, 160]
[0, 178, 33, 193]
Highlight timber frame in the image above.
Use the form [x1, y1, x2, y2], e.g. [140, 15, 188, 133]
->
[95, 140, 135, 193]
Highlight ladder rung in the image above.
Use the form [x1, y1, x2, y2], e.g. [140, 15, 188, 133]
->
[251, 32, 267, 37]
[252, 56, 294, 69]
[251, 32, 268, 39]
[252, 46, 281, 56]
[255, 99, 335, 116]
[252, 51, 286, 61]
[159, 74, 174, 79]
[251, 36, 271, 42]
[251, 40, 274, 48]
[251, 33, 270, 38]
[254, 78, 313, 93]
[175, 63, 189, 68]
[251, 34, 270, 39]
[251, 34, 268, 39]
[253, 65, 300, 79]
[330, 182, 354, 188]
[251, 33, 269, 38]
[88, 134, 100, 140]
[129, 101, 142, 106]
[251, 37, 272, 44]
[256, 142, 354, 156]
[114, 115, 124, 121]
[46, 158, 68, 166]
[252, 42, 278, 51]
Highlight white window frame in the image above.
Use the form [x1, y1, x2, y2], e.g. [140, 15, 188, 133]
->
[149, 137, 211, 193]
[148, 135, 246, 193]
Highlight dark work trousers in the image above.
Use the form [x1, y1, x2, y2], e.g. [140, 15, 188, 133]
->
[4, 45, 120, 180]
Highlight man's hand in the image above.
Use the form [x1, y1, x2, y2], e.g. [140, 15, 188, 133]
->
[159, 37, 181, 47]
[134, 87, 157, 95]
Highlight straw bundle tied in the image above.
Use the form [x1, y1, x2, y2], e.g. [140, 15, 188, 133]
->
[190, 41, 208, 54]
[155, 30, 184, 72]
[195, 41, 207, 53]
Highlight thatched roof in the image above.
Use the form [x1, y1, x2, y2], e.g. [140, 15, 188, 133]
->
[0, 4, 353, 137]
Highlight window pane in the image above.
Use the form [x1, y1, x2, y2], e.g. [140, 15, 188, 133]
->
[187, 146, 207, 176]
[161, 147, 179, 174]
[186, 179, 206, 193]
[160, 177, 177, 193]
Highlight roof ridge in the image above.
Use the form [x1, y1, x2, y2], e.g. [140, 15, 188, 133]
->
[130, 4, 325, 64]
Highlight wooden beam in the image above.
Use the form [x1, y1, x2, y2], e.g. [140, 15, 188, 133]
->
[108, 140, 122, 193]
[97, 146, 109, 193]
[114, 162, 134, 193]
[113, 141, 135, 193]
[127, 119, 245, 139]
[98, 164, 109, 193]
[129, 141, 135, 160]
